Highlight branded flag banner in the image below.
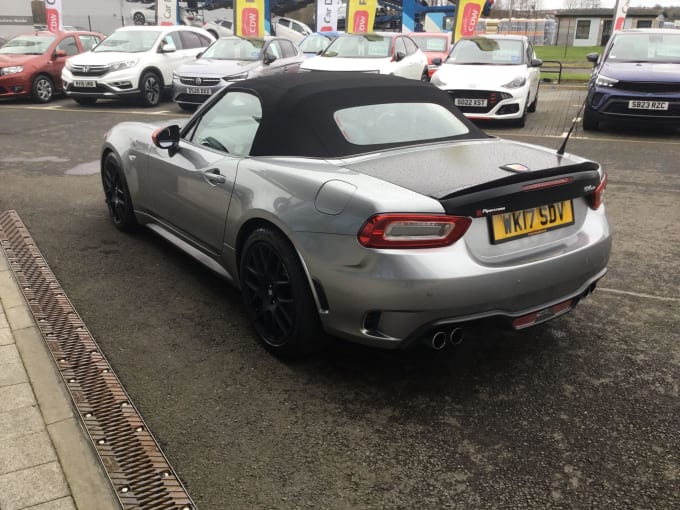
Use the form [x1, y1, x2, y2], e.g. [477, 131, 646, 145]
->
[157, 0, 179, 25]
[316, 0, 340, 32]
[613, 0, 631, 32]
[453, 0, 485, 43]
[235, 0, 267, 37]
[44, 0, 63, 32]
[346, 0, 377, 34]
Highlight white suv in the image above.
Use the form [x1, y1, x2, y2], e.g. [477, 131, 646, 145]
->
[62, 26, 213, 106]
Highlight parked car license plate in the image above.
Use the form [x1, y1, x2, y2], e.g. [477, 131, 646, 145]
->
[186, 86, 212, 95]
[455, 98, 487, 107]
[74, 80, 96, 88]
[628, 100, 669, 110]
[490, 200, 574, 244]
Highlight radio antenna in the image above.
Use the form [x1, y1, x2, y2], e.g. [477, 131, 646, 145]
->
[556, 97, 587, 156]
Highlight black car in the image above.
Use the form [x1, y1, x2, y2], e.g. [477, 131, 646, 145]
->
[583, 28, 680, 131]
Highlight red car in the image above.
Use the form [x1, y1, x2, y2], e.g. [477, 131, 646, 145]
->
[409, 32, 451, 79]
[0, 30, 103, 103]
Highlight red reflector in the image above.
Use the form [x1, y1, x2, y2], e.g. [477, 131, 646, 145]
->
[522, 177, 573, 191]
[551, 299, 573, 315]
[512, 312, 537, 329]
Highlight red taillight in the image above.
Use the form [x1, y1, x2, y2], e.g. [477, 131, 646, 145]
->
[588, 173, 607, 210]
[358, 214, 472, 249]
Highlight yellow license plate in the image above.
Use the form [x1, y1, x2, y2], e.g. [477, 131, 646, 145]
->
[490, 200, 574, 243]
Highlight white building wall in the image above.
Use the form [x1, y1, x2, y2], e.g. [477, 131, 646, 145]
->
[572, 17, 599, 47]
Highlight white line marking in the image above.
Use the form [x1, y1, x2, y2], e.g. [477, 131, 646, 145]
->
[599, 287, 680, 302]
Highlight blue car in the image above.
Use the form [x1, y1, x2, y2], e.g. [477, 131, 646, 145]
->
[583, 29, 680, 131]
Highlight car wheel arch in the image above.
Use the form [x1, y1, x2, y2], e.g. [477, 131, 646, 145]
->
[235, 217, 295, 271]
[139, 66, 165, 88]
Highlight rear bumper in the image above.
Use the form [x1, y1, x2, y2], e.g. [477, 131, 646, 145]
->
[296, 212, 611, 349]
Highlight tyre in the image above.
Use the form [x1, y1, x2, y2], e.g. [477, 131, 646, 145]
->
[133, 12, 146, 25]
[582, 107, 599, 131]
[101, 153, 137, 232]
[239, 228, 325, 358]
[528, 89, 538, 113]
[514, 98, 528, 127]
[139, 71, 162, 107]
[74, 97, 97, 106]
[31, 74, 54, 103]
[420, 69, 429, 82]
[178, 102, 196, 112]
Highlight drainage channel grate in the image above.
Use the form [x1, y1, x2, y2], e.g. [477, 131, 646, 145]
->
[0, 210, 195, 510]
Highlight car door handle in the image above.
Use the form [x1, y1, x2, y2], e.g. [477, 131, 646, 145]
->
[203, 169, 227, 184]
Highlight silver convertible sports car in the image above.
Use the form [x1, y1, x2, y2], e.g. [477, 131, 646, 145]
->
[101, 73, 611, 357]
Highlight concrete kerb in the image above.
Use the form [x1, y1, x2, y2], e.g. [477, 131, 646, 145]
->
[0, 248, 121, 510]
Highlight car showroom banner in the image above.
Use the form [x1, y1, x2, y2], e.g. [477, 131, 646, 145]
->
[316, 0, 341, 32]
[44, 0, 63, 32]
[613, 0, 630, 31]
[156, 0, 179, 25]
[235, 0, 267, 37]
[452, 0, 485, 43]
[346, 0, 377, 34]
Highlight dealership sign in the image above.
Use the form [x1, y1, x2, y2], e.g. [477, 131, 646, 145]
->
[156, 0, 179, 25]
[235, 0, 266, 37]
[613, 0, 630, 32]
[346, 0, 377, 34]
[316, 0, 340, 32]
[44, 0, 62, 33]
[453, 0, 485, 42]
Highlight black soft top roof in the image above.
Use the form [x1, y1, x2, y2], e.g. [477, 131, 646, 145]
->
[220, 72, 489, 158]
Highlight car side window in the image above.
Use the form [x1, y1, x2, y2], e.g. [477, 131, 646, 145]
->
[404, 36, 418, 55]
[394, 37, 406, 57]
[56, 36, 79, 56]
[279, 39, 297, 58]
[164, 31, 183, 50]
[179, 30, 202, 49]
[189, 91, 262, 156]
[78, 35, 100, 51]
[291, 21, 306, 35]
[278, 18, 290, 28]
[266, 41, 282, 60]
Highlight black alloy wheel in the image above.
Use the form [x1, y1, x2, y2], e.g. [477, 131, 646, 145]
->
[31, 74, 54, 103]
[101, 153, 137, 231]
[133, 12, 146, 25]
[140, 71, 161, 107]
[420, 69, 429, 82]
[239, 228, 324, 357]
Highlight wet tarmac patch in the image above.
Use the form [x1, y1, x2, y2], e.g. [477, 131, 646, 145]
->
[65, 160, 99, 176]
[0, 156, 69, 163]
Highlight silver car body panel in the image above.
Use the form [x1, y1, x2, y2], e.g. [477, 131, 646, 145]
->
[103, 119, 611, 348]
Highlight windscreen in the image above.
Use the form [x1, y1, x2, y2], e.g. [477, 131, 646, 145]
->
[323, 34, 391, 58]
[94, 30, 162, 53]
[202, 38, 264, 60]
[0, 35, 55, 55]
[608, 32, 680, 63]
[448, 38, 524, 65]
[299, 34, 331, 54]
[413, 36, 447, 53]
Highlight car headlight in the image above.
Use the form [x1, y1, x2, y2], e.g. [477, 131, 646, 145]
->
[223, 71, 248, 81]
[0, 66, 24, 75]
[595, 74, 618, 87]
[502, 76, 527, 89]
[172, 71, 180, 80]
[108, 59, 139, 72]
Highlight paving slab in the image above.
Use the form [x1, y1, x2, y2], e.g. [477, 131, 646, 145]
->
[24, 497, 77, 510]
[0, 430, 56, 476]
[0, 405, 45, 443]
[0, 327, 13, 345]
[0, 362, 28, 387]
[0, 462, 70, 510]
[0, 343, 21, 366]
[0, 383, 36, 414]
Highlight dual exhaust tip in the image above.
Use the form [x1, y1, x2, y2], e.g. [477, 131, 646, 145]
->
[430, 328, 464, 350]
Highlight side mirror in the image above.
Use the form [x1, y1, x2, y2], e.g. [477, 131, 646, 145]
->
[586, 52, 599, 64]
[152, 125, 180, 156]
[395, 51, 405, 62]
[531, 58, 543, 67]
[160, 41, 177, 53]
[431, 57, 442, 66]
[263, 53, 276, 65]
[196, 51, 203, 59]
[54, 49, 67, 59]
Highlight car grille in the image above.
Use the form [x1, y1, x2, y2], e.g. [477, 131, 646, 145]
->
[178, 76, 221, 86]
[69, 64, 109, 77]
[68, 84, 111, 94]
[446, 90, 505, 114]
[615, 81, 680, 93]
[174, 92, 210, 103]
[602, 96, 680, 118]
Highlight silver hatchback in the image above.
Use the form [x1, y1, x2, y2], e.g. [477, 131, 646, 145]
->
[172, 36, 304, 110]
